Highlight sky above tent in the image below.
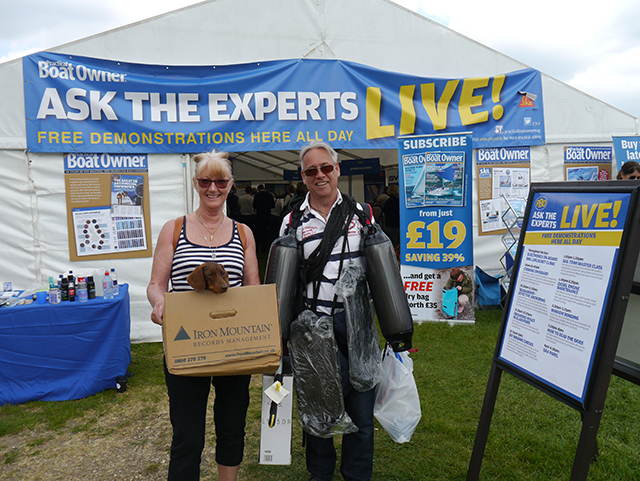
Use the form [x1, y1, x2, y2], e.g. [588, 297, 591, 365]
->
[2, 0, 639, 122]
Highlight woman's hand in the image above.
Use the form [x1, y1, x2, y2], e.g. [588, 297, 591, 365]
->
[151, 297, 165, 326]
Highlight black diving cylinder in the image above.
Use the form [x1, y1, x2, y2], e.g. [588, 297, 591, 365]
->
[363, 226, 413, 352]
[264, 232, 300, 341]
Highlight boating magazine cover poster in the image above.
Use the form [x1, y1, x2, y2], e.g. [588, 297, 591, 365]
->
[398, 133, 474, 323]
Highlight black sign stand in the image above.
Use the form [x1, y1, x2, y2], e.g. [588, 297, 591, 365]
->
[467, 181, 640, 481]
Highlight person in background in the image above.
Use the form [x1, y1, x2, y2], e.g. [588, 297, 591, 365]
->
[374, 186, 389, 209]
[253, 184, 275, 252]
[226, 185, 240, 221]
[295, 181, 308, 199]
[270, 191, 283, 244]
[617, 161, 640, 179]
[444, 267, 473, 315]
[238, 185, 255, 231]
[280, 183, 296, 218]
[281, 141, 376, 481]
[382, 184, 400, 248]
[147, 151, 260, 481]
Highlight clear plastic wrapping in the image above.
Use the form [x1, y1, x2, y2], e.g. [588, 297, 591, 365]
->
[289, 310, 358, 438]
[335, 263, 382, 392]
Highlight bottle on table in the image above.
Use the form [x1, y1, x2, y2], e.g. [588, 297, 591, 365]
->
[110, 268, 119, 296]
[87, 276, 96, 299]
[102, 271, 113, 300]
[78, 277, 88, 303]
[61, 278, 69, 301]
[68, 273, 76, 302]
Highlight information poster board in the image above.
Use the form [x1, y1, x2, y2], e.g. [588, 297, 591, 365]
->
[398, 133, 474, 323]
[469, 182, 640, 481]
[497, 189, 631, 404]
[563, 146, 612, 181]
[476, 147, 531, 236]
[64, 153, 152, 260]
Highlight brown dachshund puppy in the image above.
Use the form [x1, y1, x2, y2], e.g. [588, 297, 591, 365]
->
[187, 262, 230, 293]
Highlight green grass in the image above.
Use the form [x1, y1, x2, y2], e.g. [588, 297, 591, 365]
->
[2, 308, 640, 480]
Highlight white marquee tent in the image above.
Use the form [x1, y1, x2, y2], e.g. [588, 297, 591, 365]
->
[0, 0, 637, 341]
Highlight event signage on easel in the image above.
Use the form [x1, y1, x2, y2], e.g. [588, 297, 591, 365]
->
[23, 52, 544, 154]
[397, 133, 474, 324]
[498, 190, 629, 403]
[467, 182, 640, 481]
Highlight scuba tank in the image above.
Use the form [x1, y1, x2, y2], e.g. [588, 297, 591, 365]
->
[362, 225, 414, 352]
[264, 231, 300, 341]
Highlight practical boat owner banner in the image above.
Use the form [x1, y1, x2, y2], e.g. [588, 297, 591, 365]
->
[24, 52, 544, 154]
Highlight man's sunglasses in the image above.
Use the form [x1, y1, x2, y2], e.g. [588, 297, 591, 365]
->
[303, 164, 336, 178]
[197, 178, 230, 189]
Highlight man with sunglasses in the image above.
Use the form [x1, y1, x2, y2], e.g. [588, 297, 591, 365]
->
[281, 141, 376, 481]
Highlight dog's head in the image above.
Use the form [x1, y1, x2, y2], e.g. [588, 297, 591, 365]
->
[187, 262, 230, 293]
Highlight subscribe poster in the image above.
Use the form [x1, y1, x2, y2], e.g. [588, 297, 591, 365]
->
[398, 133, 474, 324]
[498, 191, 630, 403]
[64, 153, 152, 260]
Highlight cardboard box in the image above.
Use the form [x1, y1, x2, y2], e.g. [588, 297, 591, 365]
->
[259, 374, 293, 465]
[163, 285, 281, 376]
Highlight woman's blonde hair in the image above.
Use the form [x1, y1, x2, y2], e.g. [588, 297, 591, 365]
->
[193, 151, 233, 180]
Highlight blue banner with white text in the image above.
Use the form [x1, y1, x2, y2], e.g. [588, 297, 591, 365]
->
[23, 52, 545, 154]
[612, 136, 640, 171]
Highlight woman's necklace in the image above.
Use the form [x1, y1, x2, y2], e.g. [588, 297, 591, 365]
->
[196, 212, 224, 243]
[195, 215, 225, 260]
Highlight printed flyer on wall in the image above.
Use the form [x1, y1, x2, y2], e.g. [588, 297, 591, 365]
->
[498, 191, 630, 403]
[64, 153, 152, 260]
[476, 147, 531, 235]
[398, 133, 474, 324]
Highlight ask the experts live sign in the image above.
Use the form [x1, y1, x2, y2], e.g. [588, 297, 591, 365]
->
[24, 52, 545, 154]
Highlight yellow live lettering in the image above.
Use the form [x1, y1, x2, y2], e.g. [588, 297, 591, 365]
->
[595, 203, 612, 227]
[560, 206, 571, 228]
[459, 77, 489, 125]
[366, 87, 394, 139]
[398, 85, 416, 136]
[581, 204, 598, 228]
[421, 80, 459, 130]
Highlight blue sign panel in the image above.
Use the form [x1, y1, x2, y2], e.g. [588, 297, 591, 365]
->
[339, 158, 380, 176]
[24, 52, 545, 154]
[612, 136, 640, 170]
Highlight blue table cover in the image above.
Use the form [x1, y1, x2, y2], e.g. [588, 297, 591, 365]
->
[0, 284, 131, 405]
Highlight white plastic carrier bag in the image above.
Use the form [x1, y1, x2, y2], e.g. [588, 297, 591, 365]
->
[373, 345, 421, 443]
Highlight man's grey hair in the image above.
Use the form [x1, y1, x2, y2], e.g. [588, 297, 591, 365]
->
[299, 141, 338, 166]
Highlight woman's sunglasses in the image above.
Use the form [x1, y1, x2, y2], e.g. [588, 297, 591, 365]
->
[303, 164, 336, 178]
[197, 178, 230, 189]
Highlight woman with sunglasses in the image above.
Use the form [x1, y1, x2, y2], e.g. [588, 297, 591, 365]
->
[617, 160, 640, 180]
[147, 151, 259, 481]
